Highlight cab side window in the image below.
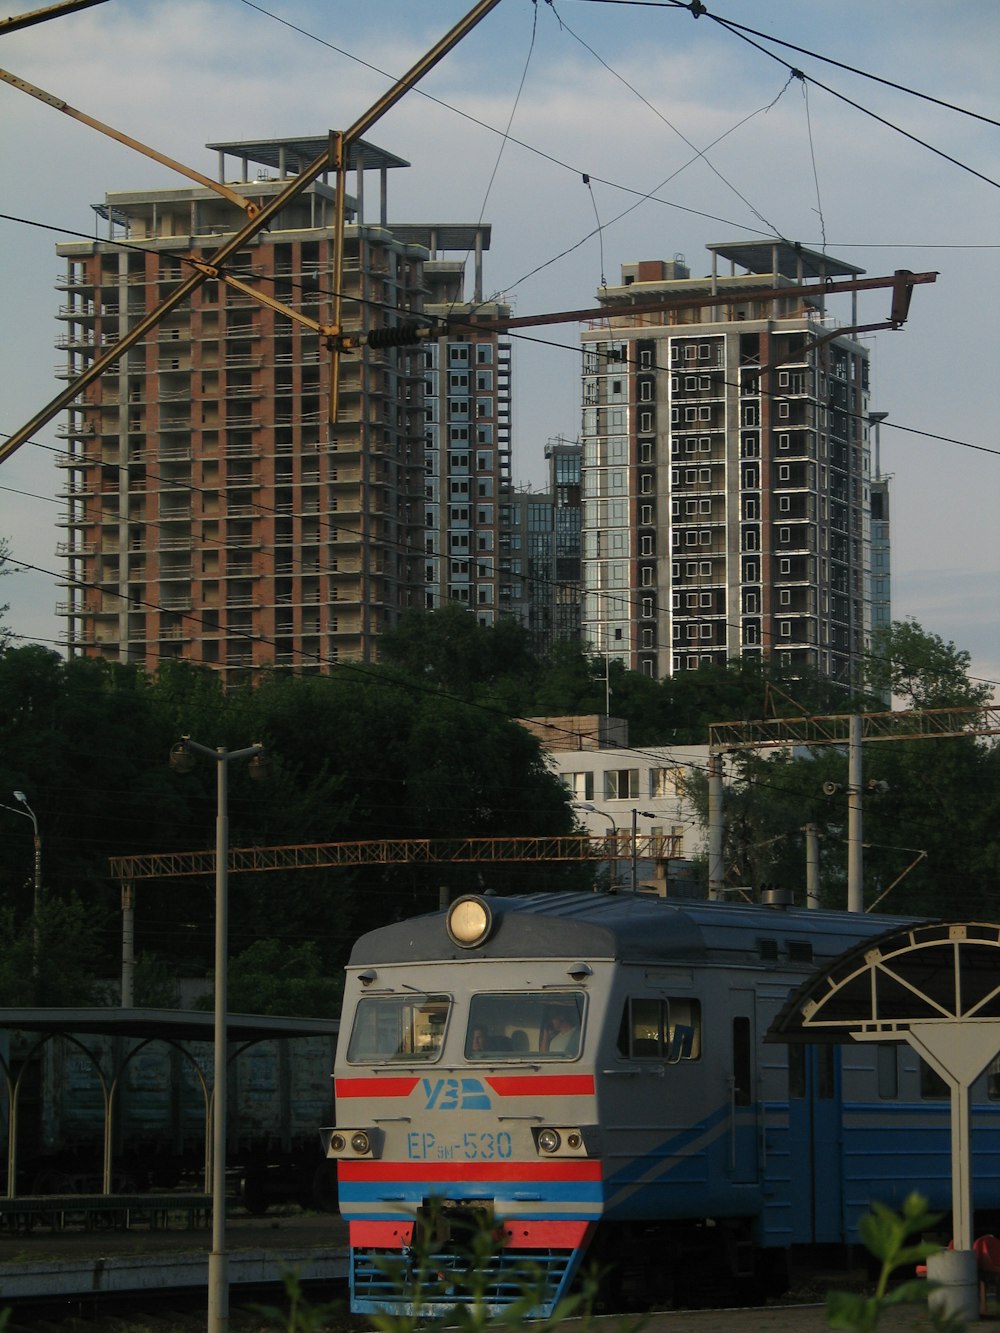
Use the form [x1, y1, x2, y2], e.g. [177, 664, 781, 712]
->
[617, 996, 701, 1061]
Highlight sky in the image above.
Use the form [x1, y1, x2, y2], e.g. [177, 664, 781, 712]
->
[1, 0, 997, 694]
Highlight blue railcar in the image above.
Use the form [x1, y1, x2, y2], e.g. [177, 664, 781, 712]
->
[323, 892, 1000, 1314]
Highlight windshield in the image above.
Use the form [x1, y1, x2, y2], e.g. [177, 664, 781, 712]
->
[347, 994, 450, 1063]
[467, 992, 584, 1061]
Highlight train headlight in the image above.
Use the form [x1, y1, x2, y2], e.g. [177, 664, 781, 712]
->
[447, 895, 494, 948]
[323, 1127, 378, 1157]
[532, 1125, 593, 1156]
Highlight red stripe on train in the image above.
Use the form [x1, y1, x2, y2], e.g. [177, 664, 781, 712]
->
[339, 1159, 602, 1181]
[351, 1219, 415, 1246]
[335, 1078, 420, 1098]
[485, 1075, 595, 1096]
[349, 1219, 591, 1249]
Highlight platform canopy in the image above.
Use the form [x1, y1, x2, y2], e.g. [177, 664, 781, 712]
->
[0, 1007, 337, 1043]
[767, 920, 1000, 1045]
[768, 919, 1000, 1253]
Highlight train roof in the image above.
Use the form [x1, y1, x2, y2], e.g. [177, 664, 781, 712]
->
[348, 892, 915, 970]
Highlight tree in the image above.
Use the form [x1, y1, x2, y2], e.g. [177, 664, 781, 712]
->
[203, 939, 343, 1018]
[0, 895, 108, 1007]
[379, 605, 537, 702]
[865, 619, 993, 711]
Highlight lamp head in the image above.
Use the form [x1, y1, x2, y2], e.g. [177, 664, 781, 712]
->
[169, 741, 196, 774]
[12, 790, 28, 806]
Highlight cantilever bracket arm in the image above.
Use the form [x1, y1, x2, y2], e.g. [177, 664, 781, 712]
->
[0, 67, 261, 218]
[189, 260, 338, 338]
[0, 0, 108, 35]
[748, 270, 935, 383]
[0, 0, 503, 467]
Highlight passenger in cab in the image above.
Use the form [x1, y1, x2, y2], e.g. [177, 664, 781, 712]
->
[541, 1009, 580, 1056]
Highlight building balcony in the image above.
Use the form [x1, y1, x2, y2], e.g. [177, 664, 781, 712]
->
[57, 302, 96, 320]
[55, 270, 91, 291]
[58, 627, 99, 645]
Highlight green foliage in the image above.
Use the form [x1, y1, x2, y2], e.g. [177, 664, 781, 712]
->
[252, 1204, 604, 1333]
[826, 1193, 944, 1332]
[132, 951, 182, 1008]
[865, 619, 993, 711]
[205, 939, 343, 1017]
[249, 1268, 354, 1331]
[0, 896, 108, 1007]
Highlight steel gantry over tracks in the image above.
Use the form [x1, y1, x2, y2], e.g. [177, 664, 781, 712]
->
[705, 704, 1000, 911]
[110, 832, 679, 884]
[111, 833, 680, 1008]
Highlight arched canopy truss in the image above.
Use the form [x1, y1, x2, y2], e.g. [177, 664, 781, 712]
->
[768, 921, 1000, 1251]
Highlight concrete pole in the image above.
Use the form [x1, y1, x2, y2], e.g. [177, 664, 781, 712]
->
[847, 714, 864, 912]
[631, 807, 638, 895]
[121, 881, 135, 1006]
[802, 823, 820, 909]
[208, 749, 230, 1333]
[708, 753, 725, 901]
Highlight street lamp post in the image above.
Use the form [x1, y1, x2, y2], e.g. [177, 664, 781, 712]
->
[574, 802, 619, 890]
[170, 737, 264, 1333]
[630, 808, 656, 895]
[3, 791, 41, 978]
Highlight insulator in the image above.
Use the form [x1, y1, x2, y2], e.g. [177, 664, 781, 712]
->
[366, 322, 427, 349]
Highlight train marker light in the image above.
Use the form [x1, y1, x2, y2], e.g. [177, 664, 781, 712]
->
[329, 1133, 346, 1153]
[351, 1131, 372, 1155]
[537, 1129, 561, 1154]
[447, 895, 493, 948]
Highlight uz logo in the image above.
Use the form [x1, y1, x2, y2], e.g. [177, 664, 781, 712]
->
[421, 1077, 491, 1111]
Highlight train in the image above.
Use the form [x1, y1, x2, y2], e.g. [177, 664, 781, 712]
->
[322, 890, 1000, 1316]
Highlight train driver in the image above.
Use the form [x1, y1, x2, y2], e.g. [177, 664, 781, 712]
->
[541, 1009, 580, 1056]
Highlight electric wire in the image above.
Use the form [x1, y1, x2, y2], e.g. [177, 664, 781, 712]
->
[543, 0, 791, 243]
[703, 11, 1000, 193]
[567, 0, 1000, 131]
[446, 0, 540, 325]
[801, 79, 827, 255]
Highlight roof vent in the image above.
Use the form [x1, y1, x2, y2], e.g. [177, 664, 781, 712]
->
[762, 887, 793, 909]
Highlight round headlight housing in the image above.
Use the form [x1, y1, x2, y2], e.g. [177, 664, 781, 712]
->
[329, 1132, 346, 1153]
[537, 1128, 561, 1154]
[351, 1131, 371, 1155]
[447, 895, 493, 948]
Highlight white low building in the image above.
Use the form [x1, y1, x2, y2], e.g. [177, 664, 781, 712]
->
[523, 716, 717, 896]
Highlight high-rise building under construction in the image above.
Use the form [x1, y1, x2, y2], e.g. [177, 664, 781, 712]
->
[580, 240, 888, 687]
[53, 137, 511, 678]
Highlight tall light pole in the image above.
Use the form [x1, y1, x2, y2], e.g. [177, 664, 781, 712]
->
[4, 791, 41, 977]
[170, 737, 265, 1333]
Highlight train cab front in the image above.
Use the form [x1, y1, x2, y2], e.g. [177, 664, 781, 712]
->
[322, 895, 603, 1317]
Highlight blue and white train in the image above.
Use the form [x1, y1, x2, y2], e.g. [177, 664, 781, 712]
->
[322, 891, 1000, 1314]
